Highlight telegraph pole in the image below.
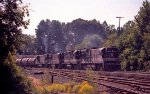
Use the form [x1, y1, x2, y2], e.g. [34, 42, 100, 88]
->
[116, 17, 123, 35]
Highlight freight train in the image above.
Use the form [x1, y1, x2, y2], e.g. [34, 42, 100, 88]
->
[16, 47, 120, 71]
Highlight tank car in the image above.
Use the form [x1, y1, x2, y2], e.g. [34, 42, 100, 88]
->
[20, 58, 29, 67]
[16, 58, 22, 66]
[16, 55, 46, 68]
[27, 58, 37, 67]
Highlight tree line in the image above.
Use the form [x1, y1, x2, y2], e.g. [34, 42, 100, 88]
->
[20, 19, 116, 54]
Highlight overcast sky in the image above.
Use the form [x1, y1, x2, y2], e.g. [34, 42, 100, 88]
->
[22, 0, 146, 35]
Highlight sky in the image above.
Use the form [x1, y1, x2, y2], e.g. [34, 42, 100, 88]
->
[22, 0, 146, 35]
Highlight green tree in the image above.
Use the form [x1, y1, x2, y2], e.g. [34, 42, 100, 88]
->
[64, 18, 108, 50]
[102, 23, 118, 47]
[36, 19, 66, 53]
[120, 0, 150, 71]
[36, 19, 50, 54]
[36, 18, 110, 52]
[17, 34, 37, 55]
[135, 0, 150, 71]
[103, 0, 150, 71]
[0, 0, 35, 93]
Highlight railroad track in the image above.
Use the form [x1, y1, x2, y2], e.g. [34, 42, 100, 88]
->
[24, 68, 150, 94]
[48, 69, 150, 94]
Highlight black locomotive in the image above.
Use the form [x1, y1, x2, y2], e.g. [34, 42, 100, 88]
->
[16, 47, 120, 71]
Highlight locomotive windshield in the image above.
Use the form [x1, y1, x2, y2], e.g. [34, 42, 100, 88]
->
[101, 48, 118, 58]
[74, 50, 81, 59]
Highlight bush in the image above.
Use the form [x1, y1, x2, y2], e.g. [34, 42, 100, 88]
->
[78, 81, 94, 94]
[46, 84, 66, 93]
[35, 81, 99, 94]
[0, 54, 36, 94]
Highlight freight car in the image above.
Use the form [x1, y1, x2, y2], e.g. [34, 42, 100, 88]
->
[16, 55, 47, 67]
[16, 47, 120, 71]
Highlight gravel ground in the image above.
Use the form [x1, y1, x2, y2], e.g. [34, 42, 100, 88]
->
[24, 68, 75, 84]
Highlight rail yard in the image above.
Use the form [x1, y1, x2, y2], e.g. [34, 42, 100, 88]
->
[25, 67, 150, 94]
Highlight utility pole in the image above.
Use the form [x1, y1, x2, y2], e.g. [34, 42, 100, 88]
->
[116, 17, 123, 35]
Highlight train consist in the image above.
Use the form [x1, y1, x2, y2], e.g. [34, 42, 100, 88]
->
[16, 47, 120, 71]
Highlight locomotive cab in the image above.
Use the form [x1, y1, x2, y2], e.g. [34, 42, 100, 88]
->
[101, 47, 120, 71]
[73, 50, 82, 69]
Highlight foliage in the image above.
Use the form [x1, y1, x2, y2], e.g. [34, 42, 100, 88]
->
[17, 34, 37, 54]
[36, 19, 66, 54]
[36, 81, 99, 94]
[0, 0, 35, 93]
[120, 0, 150, 71]
[46, 84, 66, 93]
[104, 0, 150, 71]
[65, 18, 106, 45]
[0, 53, 36, 94]
[35, 18, 110, 53]
[78, 81, 94, 94]
[0, 0, 29, 59]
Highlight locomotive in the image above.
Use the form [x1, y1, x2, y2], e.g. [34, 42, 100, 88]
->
[16, 47, 120, 71]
